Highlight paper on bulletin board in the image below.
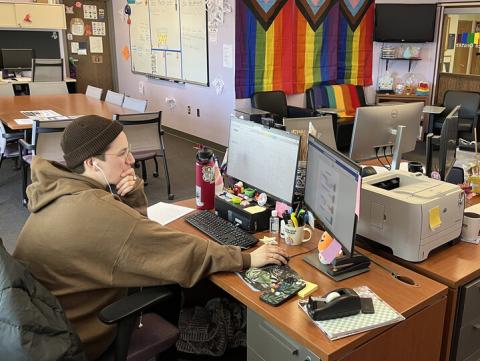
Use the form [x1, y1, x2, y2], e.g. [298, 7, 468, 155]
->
[78, 42, 87, 55]
[71, 42, 79, 54]
[83, 4, 98, 19]
[89, 37, 103, 53]
[92, 22, 106, 36]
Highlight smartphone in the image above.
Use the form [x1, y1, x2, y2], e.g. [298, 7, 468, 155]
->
[360, 297, 375, 314]
[259, 278, 306, 306]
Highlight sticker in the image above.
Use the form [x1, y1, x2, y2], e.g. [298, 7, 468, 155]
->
[71, 42, 79, 54]
[83, 5, 98, 19]
[65, 5, 74, 14]
[70, 18, 84, 36]
[98, 8, 105, 20]
[78, 42, 87, 55]
[91, 54, 103, 64]
[212, 77, 224, 95]
[23, 14, 32, 23]
[51, 32, 58, 40]
[67, 33, 73, 41]
[92, 22, 106, 36]
[121, 46, 130, 60]
[84, 24, 92, 36]
[75, 1, 82, 8]
[89, 36, 103, 53]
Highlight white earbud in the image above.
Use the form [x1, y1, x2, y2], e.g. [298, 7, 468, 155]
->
[92, 160, 114, 195]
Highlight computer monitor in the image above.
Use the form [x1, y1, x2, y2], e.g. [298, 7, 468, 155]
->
[303, 135, 370, 279]
[349, 102, 424, 162]
[227, 115, 300, 204]
[1, 49, 34, 72]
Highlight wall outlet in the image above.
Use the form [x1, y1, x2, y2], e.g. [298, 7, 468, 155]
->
[138, 81, 144, 95]
[187, 106, 191, 115]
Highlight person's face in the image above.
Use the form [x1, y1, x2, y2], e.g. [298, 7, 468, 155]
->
[95, 132, 135, 185]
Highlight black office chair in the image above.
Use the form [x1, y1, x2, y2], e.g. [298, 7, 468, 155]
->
[251, 90, 315, 124]
[426, 112, 459, 181]
[113, 112, 173, 200]
[429, 90, 480, 141]
[1, 237, 179, 361]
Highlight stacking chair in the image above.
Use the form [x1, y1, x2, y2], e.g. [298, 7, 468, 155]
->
[106, 90, 125, 106]
[425, 108, 459, 181]
[0, 83, 14, 96]
[86, 85, 103, 100]
[1, 238, 179, 361]
[0, 122, 20, 169]
[32, 58, 64, 82]
[113, 111, 173, 199]
[29, 81, 69, 95]
[122, 96, 148, 112]
[18, 119, 70, 205]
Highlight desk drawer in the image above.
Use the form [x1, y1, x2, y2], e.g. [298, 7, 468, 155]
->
[454, 322, 480, 361]
[247, 309, 321, 361]
[460, 277, 480, 326]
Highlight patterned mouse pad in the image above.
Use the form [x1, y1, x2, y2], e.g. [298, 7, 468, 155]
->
[299, 286, 405, 340]
[238, 264, 301, 292]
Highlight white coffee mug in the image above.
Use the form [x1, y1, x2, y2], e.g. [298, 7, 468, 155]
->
[284, 225, 312, 245]
[461, 212, 480, 244]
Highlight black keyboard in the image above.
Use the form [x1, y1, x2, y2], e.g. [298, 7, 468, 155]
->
[185, 211, 258, 249]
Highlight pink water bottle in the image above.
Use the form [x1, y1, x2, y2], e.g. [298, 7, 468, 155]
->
[195, 147, 215, 210]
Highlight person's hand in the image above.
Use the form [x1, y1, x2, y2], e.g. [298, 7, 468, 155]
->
[250, 245, 289, 268]
[116, 168, 138, 197]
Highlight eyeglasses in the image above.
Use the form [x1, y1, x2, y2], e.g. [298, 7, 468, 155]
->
[102, 144, 132, 161]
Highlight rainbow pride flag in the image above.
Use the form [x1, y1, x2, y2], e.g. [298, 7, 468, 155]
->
[235, 0, 374, 99]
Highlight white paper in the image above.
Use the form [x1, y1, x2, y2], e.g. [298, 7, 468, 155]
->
[89, 36, 103, 53]
[14, 119, 33, 125]
[147, 202, 194, 226]
[223, 44, 233, 68]
[67, 33, 73, 41]
[92, 22, 106, 36]
[71, 42, 79, 54]
[78, 48, 87, 55]
[83, 5, 98, 19]
[21, 110, 63, 118]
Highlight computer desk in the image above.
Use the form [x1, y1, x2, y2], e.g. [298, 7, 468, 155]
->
[169, 199, 447, 361]
[0, 93, 130, 131]
[0, 77, 76, 85]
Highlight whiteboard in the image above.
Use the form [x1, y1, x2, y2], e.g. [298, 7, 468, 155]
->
[129, 0, 208, 86]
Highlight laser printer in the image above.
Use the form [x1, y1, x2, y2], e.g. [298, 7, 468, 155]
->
[357, 170, 464, 262]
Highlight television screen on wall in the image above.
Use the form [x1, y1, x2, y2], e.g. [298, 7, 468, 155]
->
[374, 4, 437, 43]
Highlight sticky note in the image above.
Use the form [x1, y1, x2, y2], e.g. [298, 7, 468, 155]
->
[275, 201, 291, 218]
[429, 206, 442, 230]
[244, 205, 266, 214]
[298, 281, 318, 298]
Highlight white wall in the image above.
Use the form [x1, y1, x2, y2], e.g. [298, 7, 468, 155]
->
[112, 0, 480, 145]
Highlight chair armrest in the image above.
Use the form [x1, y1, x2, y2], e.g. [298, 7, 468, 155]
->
[2, 132, 23, 141]
[18, 139, 34, 151]
[287, 105, 316, 118]
[99, 286, 174, 325]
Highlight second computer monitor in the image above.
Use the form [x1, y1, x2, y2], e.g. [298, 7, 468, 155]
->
[1, 49, 34, 72]
[349, 102, 424, 162]
[227, 115, 300, 204]
[304, 135, 361, 255]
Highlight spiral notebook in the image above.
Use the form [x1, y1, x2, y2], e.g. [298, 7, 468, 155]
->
[298, 286, 405, 340]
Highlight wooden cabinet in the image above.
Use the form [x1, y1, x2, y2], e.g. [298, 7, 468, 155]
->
[0, 2, 66, 29]
[0, 3, 17, 27]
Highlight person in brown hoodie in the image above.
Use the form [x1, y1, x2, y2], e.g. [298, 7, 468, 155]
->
[14, 115, 288, 360]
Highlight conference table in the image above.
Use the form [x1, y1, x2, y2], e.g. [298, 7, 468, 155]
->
[168, 199, 448, 361]
[0, 93, 131, 131]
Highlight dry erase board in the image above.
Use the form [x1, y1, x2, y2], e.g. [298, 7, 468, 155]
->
[129, 0, 209, 86]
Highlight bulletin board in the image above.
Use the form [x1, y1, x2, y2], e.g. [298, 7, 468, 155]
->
[129, 0, 209, 86]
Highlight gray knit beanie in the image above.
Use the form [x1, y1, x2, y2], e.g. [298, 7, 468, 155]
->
[61, 115, 123, 169]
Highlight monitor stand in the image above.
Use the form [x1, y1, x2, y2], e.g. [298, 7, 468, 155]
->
[304, 252, 370, 282]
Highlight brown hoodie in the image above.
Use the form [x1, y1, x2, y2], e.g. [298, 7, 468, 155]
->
[14, 157, 250, 360]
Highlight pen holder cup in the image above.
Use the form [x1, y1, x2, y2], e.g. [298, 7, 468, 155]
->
[285, 225, 312, 245]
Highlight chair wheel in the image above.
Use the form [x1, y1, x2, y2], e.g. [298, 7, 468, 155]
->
[153, 172, 159, 177]
[168, 194, 174, 200]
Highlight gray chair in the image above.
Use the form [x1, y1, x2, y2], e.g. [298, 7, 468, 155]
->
[106, 90, 125, 106]
[113, 111, 173, 199]
[86, 85, 103, 100]
[29, 81, 69, 95]
[32, 58, 64, 82]
[18, 119, 70, 205]
[0, 83, 14, 96]
[0, 122, 20, 169]
[122, 96, 148, 112]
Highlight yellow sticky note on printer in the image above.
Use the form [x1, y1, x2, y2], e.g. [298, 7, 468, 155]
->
[244, 205, 266, 214]
[429, 206, 442, 230]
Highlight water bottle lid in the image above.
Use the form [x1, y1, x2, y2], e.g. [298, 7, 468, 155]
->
[271, 210, 277, 217]
[197, 147, 214, 163]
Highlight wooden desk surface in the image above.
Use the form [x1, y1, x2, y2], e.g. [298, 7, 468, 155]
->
[0, 93, 128, 130]
[169, 199, 447, 361]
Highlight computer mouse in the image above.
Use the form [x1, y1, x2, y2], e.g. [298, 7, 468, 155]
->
[361, 166, 377, 177]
